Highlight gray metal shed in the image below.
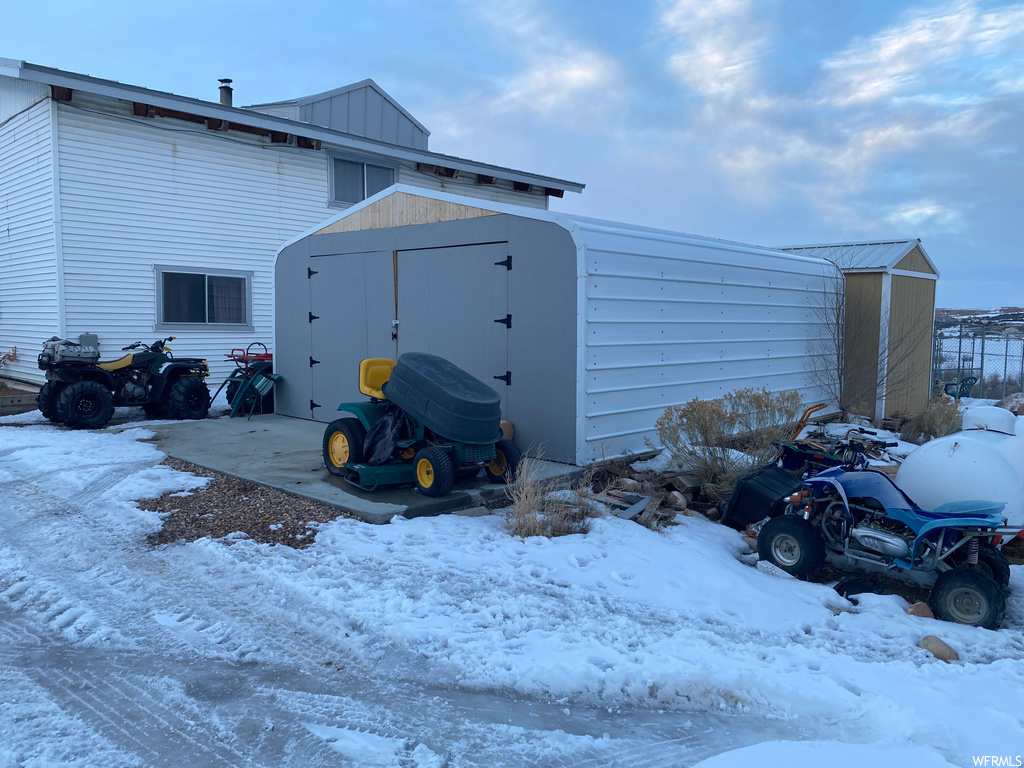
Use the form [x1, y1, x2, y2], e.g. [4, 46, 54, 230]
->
[275, 187, 834, 465]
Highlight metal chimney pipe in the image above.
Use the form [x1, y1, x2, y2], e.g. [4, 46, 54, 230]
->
[218, 78, 233, 107]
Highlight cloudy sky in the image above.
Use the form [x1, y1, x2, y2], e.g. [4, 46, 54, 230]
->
[3, 0, 1021, 308]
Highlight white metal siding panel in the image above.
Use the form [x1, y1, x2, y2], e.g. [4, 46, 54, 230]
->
[0, 76, 50, 124]
[244, 103, 300, 121]
[54, 103, 335, 380]
[0, 98, 57, 384]
[577, 223, 832, 462]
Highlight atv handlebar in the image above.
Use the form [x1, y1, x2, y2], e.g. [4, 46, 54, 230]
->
[122, 336, 175, 352]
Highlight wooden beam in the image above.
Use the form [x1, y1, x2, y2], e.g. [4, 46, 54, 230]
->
[51, 86, 73, 101]
[296, 136, 321, 150]
[476, 174, 496, 185]
[205, 117, 225, 131]
[132, 102, 153, 117]
[270, 131, 289, 144]
[227, 122, 271, 138]
[544, 187, 564, 198]
[513, 181, 531, 192]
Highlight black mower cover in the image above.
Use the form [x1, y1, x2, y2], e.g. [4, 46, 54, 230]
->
[382, 353, 503, 445]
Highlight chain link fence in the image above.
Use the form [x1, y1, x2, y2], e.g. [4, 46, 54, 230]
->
[932, 320, 1024, 400]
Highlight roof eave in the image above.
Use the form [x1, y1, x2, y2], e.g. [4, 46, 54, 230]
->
[7, 60, 583, 194]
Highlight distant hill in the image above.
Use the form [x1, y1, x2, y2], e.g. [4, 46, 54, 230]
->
[935, 307, 1024, 329]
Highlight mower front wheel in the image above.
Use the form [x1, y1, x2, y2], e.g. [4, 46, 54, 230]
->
[484, 438, 524, 484]
[323, 418, 367, 475]
[414, 447, 454, 497]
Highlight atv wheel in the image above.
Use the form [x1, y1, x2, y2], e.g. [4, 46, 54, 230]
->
[322, 418, 367, 476]
[484, 438, 524, 484]
[37, 381, 65, 423]
[166, 377, 210, 420]
[56, 381, 115, 429]
[929, 567, 1005, 630]
[414, 446, 454, 497]
[757, 515, 826, 578]
[950, 543, 1010, 589]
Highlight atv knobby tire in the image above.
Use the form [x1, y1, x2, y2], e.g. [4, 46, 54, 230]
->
[166, 377, 210, 420]
[950, 543, 1011, 589]
[757, 515, 826, 578]
[37, 381, 65, 423]
[56, 380, 115, 429]
[929, 567, 1005, 630]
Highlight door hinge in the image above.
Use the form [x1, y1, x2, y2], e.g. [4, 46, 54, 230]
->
[307, 267, 318, 278]
[309, 356, 321, 367]
[308, 312, 319, 323]
[310, 400, 321, 411]
[494, 255, 512, 270]
[493, 314, 512, 329]
[493, 371, 512, 386]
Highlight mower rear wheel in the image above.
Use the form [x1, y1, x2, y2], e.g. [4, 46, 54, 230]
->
[757, 515, 825, 578]
[56, 380, 115, 430]
[929, 567, 1005, 630]
[167, 377, 211, 420]
[414, 447, 454, 497]
[484, 438, 524, 484]
[323, 418, 366, 475]
[37, 381, 65, 423]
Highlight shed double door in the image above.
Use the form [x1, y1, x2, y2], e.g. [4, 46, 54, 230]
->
[395, 242, 510, 414]
[307, 242, 510, 419]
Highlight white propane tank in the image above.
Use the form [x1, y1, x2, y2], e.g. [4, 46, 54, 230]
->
[895, 407, 1024, 528]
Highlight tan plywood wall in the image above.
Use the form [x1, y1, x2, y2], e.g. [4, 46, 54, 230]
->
[884, 275, 936, 416]
[894, 246, 935, 275]
[843, 272, 883, 417]
[313, 191, 499, 235]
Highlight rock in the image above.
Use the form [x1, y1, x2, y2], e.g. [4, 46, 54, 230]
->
[616, 478, 642, 492]
[742, 535, 758, 551]
[452, 505, 491, 517]
[906, 601, 935, 619]
[918, 635, 959, 662]
[996, 392, 1024, 415]
[756, 560, 795, 579]
[666, 490, 688, 510]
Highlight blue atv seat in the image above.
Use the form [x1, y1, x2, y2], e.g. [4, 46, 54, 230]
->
[929, 499, 1006, 518]
[382, 353, 503, 445]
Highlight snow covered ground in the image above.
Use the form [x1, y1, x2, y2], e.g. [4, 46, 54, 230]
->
[1, 419, 1022, 767]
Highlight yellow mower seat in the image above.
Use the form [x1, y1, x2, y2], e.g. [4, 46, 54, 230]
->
[359, 358, 396, 400]
[97, 354, 135, 371]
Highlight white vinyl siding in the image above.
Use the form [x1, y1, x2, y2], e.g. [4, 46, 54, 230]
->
[0, 76, 50, 124]
[54, 99, 336, 379]
[0, 97, 58, 384]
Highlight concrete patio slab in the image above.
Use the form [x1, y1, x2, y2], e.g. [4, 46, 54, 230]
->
[145, 414, 582, 524]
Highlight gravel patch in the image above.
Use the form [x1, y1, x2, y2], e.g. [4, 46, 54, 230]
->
[142, 458, 353, 549]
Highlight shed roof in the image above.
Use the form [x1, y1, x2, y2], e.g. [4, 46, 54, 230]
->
[0, 58, 583, 195]
[773, 239, 939, 276]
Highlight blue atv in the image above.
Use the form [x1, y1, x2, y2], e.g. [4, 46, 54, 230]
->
[757, 466, 1018, 629]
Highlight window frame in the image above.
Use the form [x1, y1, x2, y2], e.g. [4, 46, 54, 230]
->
[155, 265, 254, 332]
[327, 151, 398, 208]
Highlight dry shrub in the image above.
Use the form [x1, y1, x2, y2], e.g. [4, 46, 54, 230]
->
[655, 388, 803, 500]
[503, 457, 600, 538]
[900, 397, 963, 443]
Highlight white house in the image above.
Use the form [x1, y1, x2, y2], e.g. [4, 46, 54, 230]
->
[0, 59, 583, 386]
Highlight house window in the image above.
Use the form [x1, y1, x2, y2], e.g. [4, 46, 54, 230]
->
[157, 268, 252, 328]
[331, 156, 396, 205]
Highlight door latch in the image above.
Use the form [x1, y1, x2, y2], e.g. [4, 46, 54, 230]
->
[493, 371, 512, 386]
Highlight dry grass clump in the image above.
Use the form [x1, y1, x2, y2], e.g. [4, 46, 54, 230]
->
[654, 388, 803, 501]
[900, 397, 963, 443]
[503, 457, 600, 538]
